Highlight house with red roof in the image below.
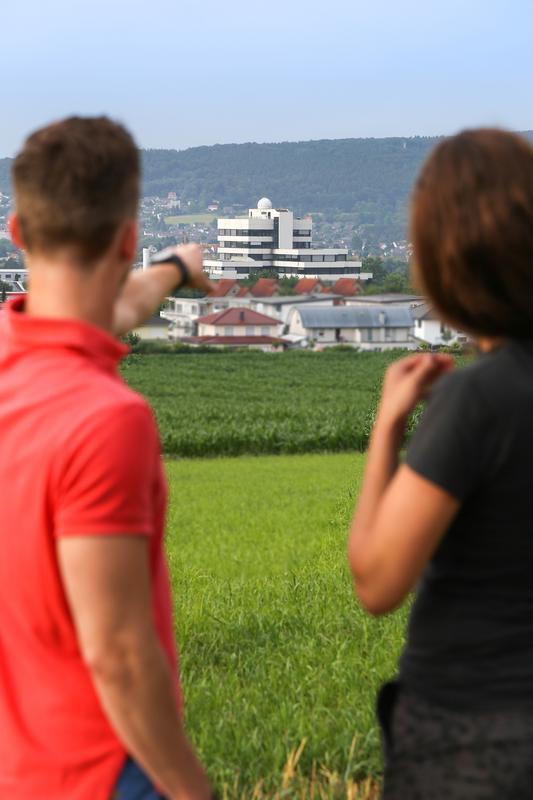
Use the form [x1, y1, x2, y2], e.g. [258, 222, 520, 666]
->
[293, 278, 324, 295]
[249, 278, 280, 298]
[207, 279, 243, 298]
[331, 278, 361, 297]
[182, 307, 285, 351]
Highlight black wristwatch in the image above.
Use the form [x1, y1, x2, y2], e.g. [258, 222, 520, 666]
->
[149, 249, 190, 289]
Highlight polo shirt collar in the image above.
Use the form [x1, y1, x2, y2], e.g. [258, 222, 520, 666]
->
[2, 296, 129, 369]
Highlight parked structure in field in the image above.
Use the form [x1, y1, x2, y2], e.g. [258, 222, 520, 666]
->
[287, 305, 416, 350]
[203, 198, 372, 282]
[410, 303, 465, 347]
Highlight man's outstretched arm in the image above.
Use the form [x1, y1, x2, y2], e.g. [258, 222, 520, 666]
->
[57, 535, 212, 800]
[113, 244, 213, 337]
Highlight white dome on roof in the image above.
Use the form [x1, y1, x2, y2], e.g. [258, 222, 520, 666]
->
[257, 197, 273, 210]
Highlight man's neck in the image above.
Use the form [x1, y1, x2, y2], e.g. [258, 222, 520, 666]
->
[24, 254, 124, 334]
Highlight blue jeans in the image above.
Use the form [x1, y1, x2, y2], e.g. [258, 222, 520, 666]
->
[112, 758, 167, 799]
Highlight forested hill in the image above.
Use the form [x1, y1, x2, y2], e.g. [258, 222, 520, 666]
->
[0, 158, 10, 195]
[141, 137, 438, 215]
[2, 131, 533, 217]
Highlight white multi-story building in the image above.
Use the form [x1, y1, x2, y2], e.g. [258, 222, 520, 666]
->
[203, 198, 372, 283]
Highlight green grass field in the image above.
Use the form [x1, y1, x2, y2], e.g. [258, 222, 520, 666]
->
[166, 452, 407, 797]
[122, 350, 406, 457]
[165, 213, 216, 226]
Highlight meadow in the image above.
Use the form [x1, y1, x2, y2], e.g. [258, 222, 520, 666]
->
[166, 452, 408, 798]
[165, 213, 217, 225]
[122, 350, 407, 458]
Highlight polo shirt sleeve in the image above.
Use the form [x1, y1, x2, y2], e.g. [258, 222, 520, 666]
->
[404, 370, 487, 501]
[54, 401, 160, 538]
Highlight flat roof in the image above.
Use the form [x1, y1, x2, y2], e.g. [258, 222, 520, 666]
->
[251, 294, 343, 305]
[348, 293, 421, 303]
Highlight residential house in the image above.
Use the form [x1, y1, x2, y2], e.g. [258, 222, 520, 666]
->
[134, 314, 171, 340]
[330, 278, 361, 297]
[249, 293, 342, 325]
[182, 307, 284, 352]
[293, 278, 325, 295]
[249, 278, 280, 297]
[287, 305, 416, 351]
[411, 303, 465, 346]
[207, 279, 247, 299]
[161, 279, 248, 338]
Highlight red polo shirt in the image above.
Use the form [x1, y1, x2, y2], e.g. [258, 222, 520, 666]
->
[0, 298, 180, 800]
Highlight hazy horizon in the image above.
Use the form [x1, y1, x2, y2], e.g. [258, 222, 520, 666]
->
[2, 0, 532, 158]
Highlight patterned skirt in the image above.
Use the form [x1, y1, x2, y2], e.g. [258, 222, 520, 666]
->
[377, 681, 533, 800]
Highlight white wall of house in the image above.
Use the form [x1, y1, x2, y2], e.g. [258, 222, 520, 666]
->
[198, 322, 280, 337]
[134, 323, 170, 340]
[413, 318, 461, 346]
[251, 298, 337, 323]
[287, 310, 415, 350]
[160, 297, 206, 337]
[162, 295, 254, 338]
[311, 326, 415, 350]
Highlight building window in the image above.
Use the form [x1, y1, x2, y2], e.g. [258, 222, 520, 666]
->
[224, 326, 234, 335]
[260, 326, 270, 336]
[246, 326, 254, 336]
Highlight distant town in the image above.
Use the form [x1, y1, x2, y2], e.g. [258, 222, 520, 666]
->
[0, 189, 461, 351]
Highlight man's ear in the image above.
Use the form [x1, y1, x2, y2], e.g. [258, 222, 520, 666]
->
[8, 214, 25, 250]
[119, 221, 137, 263]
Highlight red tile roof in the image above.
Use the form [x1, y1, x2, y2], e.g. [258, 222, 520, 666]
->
[331, 278, 361, 296]
[249, 278, 280, 297]
[182, 335, 285, 346]
[236, 287, 249, 297]
[197, 307, 280, 326]
[207, 279, 240, 298]
[293, 278, 322, 295]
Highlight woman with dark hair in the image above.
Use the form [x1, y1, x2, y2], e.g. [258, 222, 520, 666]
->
[348, 128, 533, 799]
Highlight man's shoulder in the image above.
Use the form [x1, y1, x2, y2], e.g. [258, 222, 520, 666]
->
[78, 389, 156, 441]
[56, 371, 158, 460]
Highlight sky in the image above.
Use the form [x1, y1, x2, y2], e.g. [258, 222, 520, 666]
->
[1, 0, 531, 157]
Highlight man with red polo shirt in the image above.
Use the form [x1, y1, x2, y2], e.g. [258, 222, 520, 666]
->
[0, 117, 213, 800]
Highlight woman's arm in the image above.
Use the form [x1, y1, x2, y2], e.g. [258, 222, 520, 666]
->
[113, 244, 213, 337]
[348, 353, 459, 614]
